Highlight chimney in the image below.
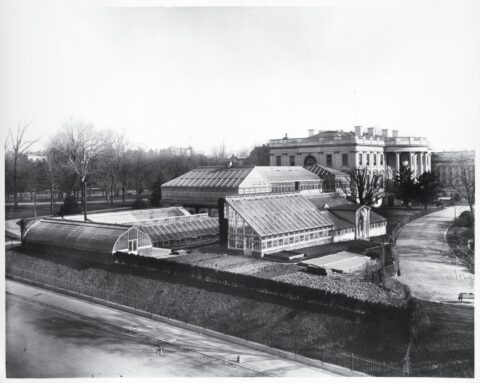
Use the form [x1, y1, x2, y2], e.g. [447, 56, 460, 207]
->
[355, 126, 363, 136]
[308, 129, 315, 137]
[382, 129, 389, 137]
[367, 127, 375, 137]
[392, 130, 398, 138]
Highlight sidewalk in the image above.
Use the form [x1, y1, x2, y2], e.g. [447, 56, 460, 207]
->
[6, 280, 356, 377]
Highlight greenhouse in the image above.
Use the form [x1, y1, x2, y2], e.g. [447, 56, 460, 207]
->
[306, 164, 350, 192]
[22, 218, 152, 264]
[161, 165, 323, 212]
[225, 193, 335, 256]
[138, 214, 219, 249]
[64, 207, 190, 225]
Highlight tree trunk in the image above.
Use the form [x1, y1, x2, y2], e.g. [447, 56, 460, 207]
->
[13, 155, 18, 208]
[83, 181, 87, 221]
[50, 176, 54, 212]
[110, 174, 114, 206]
[122, 186, 125, 202]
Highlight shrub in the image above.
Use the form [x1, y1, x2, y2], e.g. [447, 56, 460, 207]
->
[132, 199, 150, 209]
[458, 211, 474, 228]
[58, 195, 81, 216]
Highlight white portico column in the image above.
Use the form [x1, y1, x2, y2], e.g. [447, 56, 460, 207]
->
[354, 151, 359, 167]
[419, 152, 425, 175]
[395, 152, 400, 171]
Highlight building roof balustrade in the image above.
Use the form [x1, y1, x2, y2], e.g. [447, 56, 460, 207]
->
[385, 137, 430, 147]
[269, 135, 387, 148]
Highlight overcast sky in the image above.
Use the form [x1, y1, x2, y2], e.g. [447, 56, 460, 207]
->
[1, 0, 479, 154]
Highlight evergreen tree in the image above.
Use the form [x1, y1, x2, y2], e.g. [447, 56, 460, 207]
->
[416, 171, 440, 209]
[393, 164, 416, 207]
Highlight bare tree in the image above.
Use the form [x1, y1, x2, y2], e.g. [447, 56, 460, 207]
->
[450, 154, 475, 213]
[340, 168, 385, 207]
[43, 145, 61, 212]
[7, 123, 40, 207]
[211, 141, 228, 165]
[128, 148, 155, 203]
[52, 119, 105, 220]
[102, 131, 129, 205]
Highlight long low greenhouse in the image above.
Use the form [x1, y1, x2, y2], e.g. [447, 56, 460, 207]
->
[22, 218, 153, 263]
[138, 214, 219, 249]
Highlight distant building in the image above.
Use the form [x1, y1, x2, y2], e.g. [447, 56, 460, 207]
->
[160, 146, 194, 156]
[161, 165, 324, 216]
[431, 150, 475, 191]
[269, 127, 431, 178]
[223, 192, 386, 257]
[26, 151, 47, 162]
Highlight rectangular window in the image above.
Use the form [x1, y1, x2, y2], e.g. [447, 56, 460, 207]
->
[326, 154, 333, 167]
[276, 155, 281, 166]
[359, 153, 363, 166]
[289, 155, 295, 166]
[289, 236, 294, 244]
[380, 154, 384, 165]
[373, 154, 377, 166]
[366, 154, 370, 166]
[342, 154, 348, 167]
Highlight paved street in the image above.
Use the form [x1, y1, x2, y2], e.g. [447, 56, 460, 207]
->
[7, 294, 255, 378]
[395, 206, 473, 303]
[6, 280, 345, 378]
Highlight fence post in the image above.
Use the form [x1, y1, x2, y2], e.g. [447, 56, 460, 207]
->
[106, 291, 109, 302]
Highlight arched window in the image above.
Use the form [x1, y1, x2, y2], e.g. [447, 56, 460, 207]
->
[304, 156, 317, 167]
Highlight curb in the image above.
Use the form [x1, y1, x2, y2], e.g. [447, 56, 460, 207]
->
[7, 275, 366, 377]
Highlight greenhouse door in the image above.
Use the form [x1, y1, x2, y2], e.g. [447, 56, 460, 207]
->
[244, 237, 252, 256]
[128, 239, 138, 254]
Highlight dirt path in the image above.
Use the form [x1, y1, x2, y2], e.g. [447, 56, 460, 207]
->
[395, 206, 473, 303]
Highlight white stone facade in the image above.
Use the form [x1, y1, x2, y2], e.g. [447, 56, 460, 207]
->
[269, 127, 431, 179]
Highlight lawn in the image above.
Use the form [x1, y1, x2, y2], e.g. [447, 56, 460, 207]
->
[374, 206, 439, 235]
[4, 201, 134, 220]
[446, 225, 474, 272]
